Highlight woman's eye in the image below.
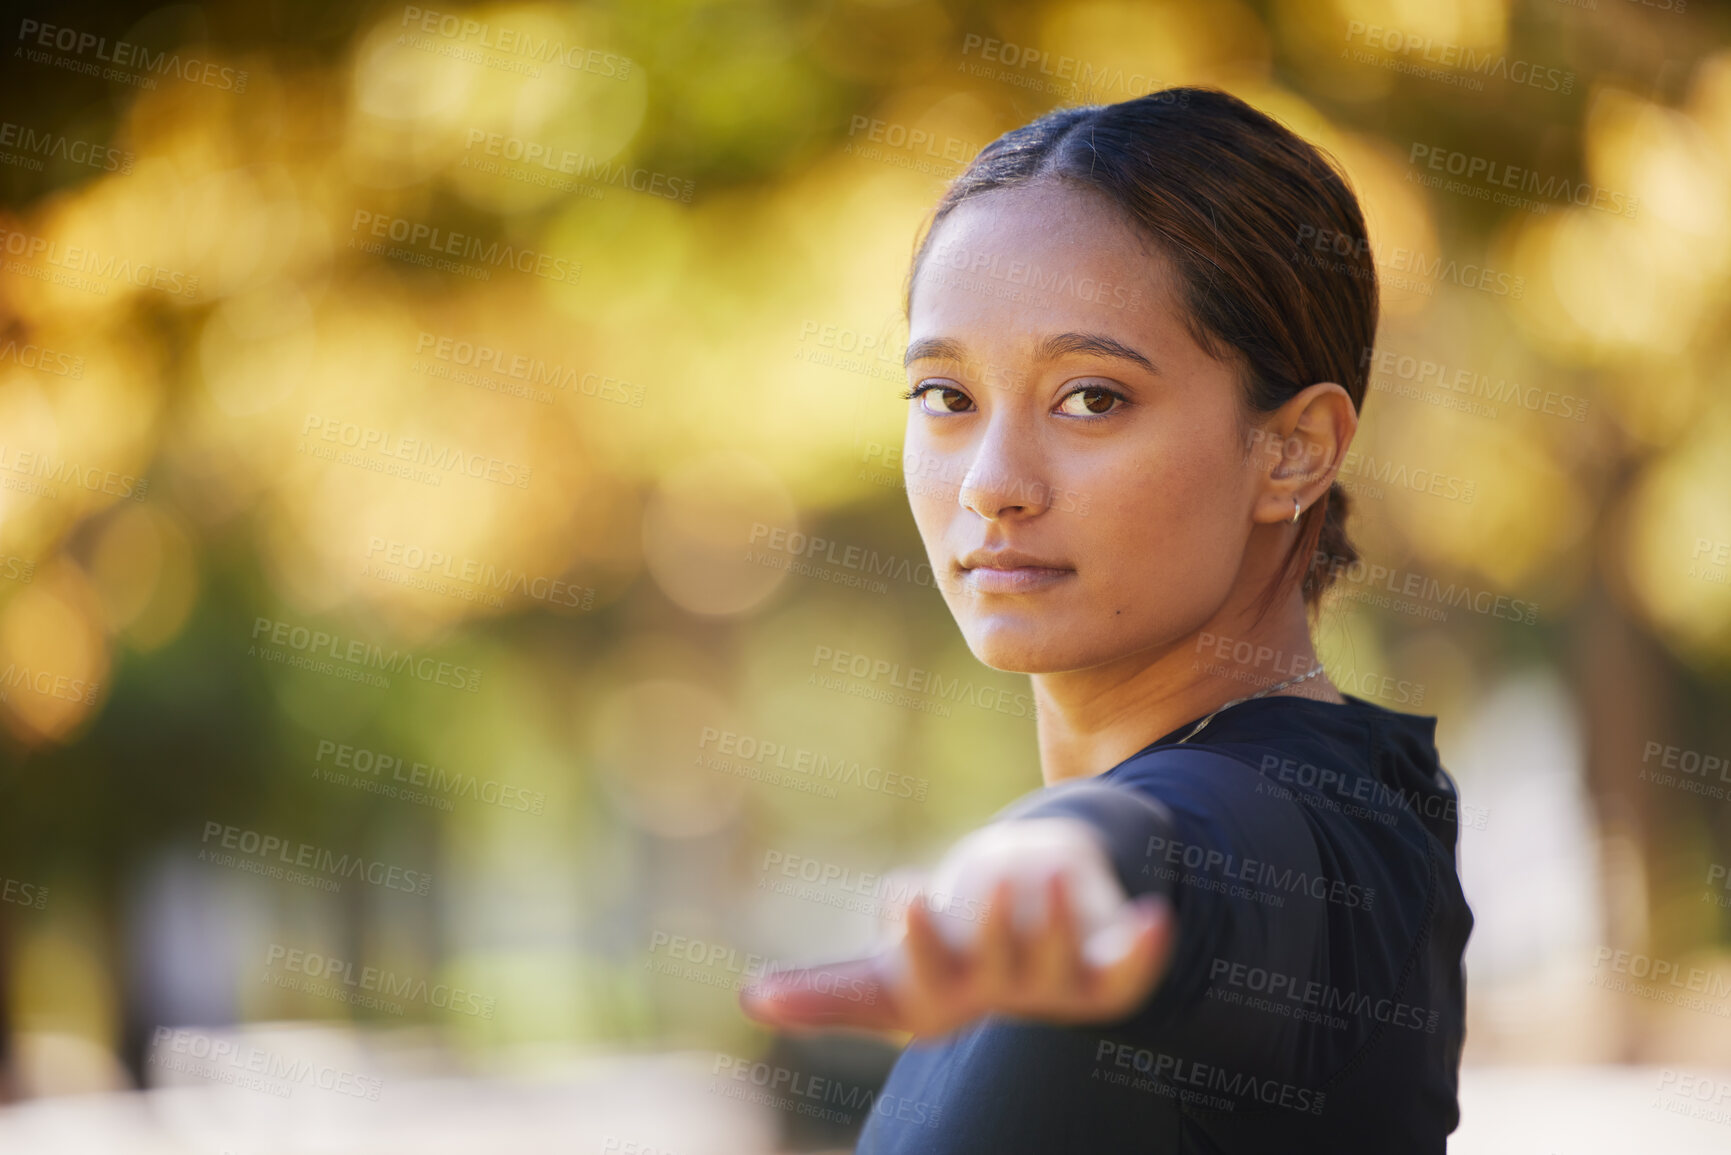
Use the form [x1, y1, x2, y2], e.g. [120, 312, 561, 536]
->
[902, 381, 973, 414]
[1056, 383, 1126, 417]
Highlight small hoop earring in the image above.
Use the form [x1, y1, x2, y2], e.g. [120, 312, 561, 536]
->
[1290, 497, 1302, 524]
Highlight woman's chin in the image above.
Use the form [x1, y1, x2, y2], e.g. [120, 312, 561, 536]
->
[962, 621, 1095, 675]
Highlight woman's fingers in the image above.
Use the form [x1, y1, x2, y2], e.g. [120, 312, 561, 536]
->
[872, 866, 928, 948]
[903, 889, 962, 997]
[739, 886, 1177, 1037]
[1085, 894, 1176, 1015]
[1028, 869, 1085, 996]
[738, 955, 898, 1033]
[973, 877, 1020, 1002]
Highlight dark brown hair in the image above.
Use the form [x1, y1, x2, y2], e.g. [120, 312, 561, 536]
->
[904, 86, 1374, 616]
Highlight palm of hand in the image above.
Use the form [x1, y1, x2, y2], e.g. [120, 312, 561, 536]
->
[740, 818, 1175, 1038]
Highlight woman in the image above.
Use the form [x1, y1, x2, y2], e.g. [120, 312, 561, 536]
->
[741, 87, 1473, 1153]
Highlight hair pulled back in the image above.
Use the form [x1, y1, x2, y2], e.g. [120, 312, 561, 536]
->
[907, 87, 1374, 613]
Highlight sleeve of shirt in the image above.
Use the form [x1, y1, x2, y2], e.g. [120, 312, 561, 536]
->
[985, 747, 1333, 1044]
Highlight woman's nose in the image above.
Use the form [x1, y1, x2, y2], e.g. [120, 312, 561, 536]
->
[956, 427, 1050, 521]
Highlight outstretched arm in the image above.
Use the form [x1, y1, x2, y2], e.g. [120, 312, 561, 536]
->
[740, 746, 1339, 1049]
[739, 784, 1183, 1039]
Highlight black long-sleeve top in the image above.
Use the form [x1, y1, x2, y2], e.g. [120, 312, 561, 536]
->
[854, 693, 1474, 1154]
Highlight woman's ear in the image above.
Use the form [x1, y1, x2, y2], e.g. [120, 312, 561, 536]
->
[1249, 382, 1357, 525]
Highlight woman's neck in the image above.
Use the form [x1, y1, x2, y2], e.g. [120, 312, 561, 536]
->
[1030, 589, 1341, 787]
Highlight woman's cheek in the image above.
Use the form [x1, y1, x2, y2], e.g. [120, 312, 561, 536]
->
[1123, 470, 1248, 600]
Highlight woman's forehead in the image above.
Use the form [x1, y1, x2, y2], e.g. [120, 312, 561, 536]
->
[926, 180, 1158, 264]
[907, 183, 1186, 360]
[912, 183, 1174, 312]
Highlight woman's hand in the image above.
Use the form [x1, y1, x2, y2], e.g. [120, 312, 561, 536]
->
[738, 818, 1175, 1039]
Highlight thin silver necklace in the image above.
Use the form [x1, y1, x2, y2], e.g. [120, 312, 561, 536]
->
[1174, 663, 1327, 744]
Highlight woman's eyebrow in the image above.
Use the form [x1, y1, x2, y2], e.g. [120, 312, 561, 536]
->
[1035, 331, 1159, 374]
[903, 336, 967, 367]
[902, 333, 1159, 374]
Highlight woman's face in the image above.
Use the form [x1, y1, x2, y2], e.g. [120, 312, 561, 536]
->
[903, 179, 1269, 675]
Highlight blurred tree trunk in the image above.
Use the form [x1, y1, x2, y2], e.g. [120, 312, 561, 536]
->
[1574, 552, 1684, 1063]
[0, 912, 13, 1102]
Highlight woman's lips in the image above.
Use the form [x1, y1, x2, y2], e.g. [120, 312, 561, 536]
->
[960, 565, 1074, 594]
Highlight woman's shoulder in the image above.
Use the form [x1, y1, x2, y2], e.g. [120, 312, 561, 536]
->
[1108, 693, 1437, 774]
[1102, 693, 1463, 849]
